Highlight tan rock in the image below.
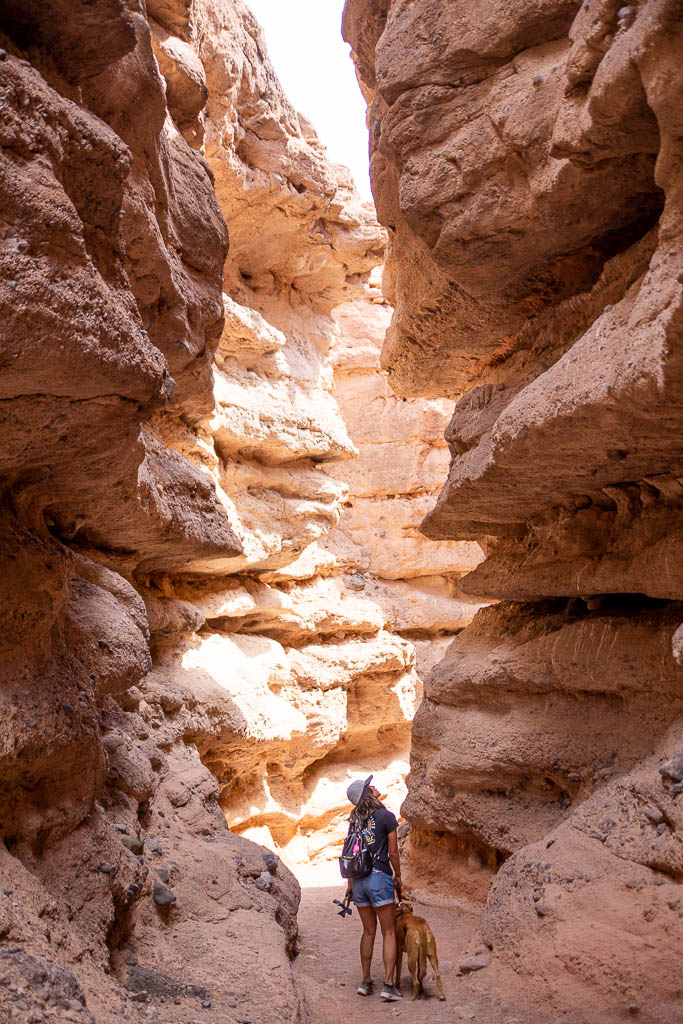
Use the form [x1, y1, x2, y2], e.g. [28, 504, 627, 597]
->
[332, 367, 452, 445]
[328, 494, 484, 579]
[361, 575, 481, 635]
[345, 0, 683, 1019]
[196, 0, 383, 306]
[461, 476, 683, 601]
[210, 358, 355, 465]
[422, 259, 683, 539]
[150, 18, 208, 138]
[479, 736, 683, 1022]
[142, 628, 418, 853]
[288, 630, 415, 691]
[0, 0, 576, 1020]
[257, 541, 339, 583]
[215, 457, 347, 573]
[344, 0, 668, 399]
[344, 0, 683, 1015]
[408, 636, 455, 685]
[329, 281, 390, 372]
[172, 575, 384, 643]
[330, 439, 451, 498]
[0, 0, 378, 1016]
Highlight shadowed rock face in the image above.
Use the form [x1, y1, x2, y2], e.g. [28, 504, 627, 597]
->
[0, 1, 302, 1019]
[0, 0, 373, 1018]
[344, 1, 682, 1021]
[0, 0, 484, 1019]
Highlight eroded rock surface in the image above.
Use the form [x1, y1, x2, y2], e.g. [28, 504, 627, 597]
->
[156, 271, 484, 868]
[0, 1, 482, 1020]
[344, 1, 682, 1021]
[0, 1, 301, 1018]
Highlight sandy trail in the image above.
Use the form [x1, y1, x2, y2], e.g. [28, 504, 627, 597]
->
[292, 864, 583, 1024]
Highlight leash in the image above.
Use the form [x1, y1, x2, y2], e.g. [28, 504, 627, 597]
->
[395, 878, 403, 912]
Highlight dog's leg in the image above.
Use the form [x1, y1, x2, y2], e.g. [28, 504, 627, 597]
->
[427, 932, 446, 1001]
[408, 946, 420, 1001]
[395, 937, 403, 990]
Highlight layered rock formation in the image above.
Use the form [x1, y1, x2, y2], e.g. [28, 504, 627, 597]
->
[344, 1, 683, 1021]
[0, 2, 302, 1019]
[166, 273, 484, 869]
[0, 1, 483, 1020]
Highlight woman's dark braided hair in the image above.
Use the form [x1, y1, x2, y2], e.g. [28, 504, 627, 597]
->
[350, 787, 385, 827]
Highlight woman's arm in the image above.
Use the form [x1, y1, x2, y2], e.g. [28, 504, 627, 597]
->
[388, 829, 401, 889]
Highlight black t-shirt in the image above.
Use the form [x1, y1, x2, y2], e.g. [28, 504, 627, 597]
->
[358, 807, 399, 876]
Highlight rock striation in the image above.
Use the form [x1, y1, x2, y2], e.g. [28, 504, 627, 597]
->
[155, 271, 484, 869]
[0, 1, 300, 1018]
[344, 1, 682, 1021]
[0, 0, 482, 1020]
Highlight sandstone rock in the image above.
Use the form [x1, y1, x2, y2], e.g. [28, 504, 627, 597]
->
[210, 355, 355, 466]
[0, 1, 323, 1018]
[344, 0, 683, 1020]
[326, 495, 483, 580]
[5, 0, 649, 1021]
[344, 0, 668, 400]
[130, 241, 482, 879]
[150, 18, 208, 139]
[173, 575, 385, 644]
[142, 593, 206, 638]
[360, 576, 482, 635]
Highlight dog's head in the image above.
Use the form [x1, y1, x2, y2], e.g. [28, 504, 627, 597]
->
[396, 899, 414, 916]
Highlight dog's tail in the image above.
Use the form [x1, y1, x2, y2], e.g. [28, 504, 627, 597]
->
[416, 933, 427, 983]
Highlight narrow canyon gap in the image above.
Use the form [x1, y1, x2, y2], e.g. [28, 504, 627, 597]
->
[0, 2, 681, 1024]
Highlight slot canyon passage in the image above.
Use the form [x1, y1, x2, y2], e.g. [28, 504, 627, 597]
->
[0, 0, 682, 1021]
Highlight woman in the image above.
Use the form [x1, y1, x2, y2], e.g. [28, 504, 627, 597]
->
[344, 774, 403, 1002]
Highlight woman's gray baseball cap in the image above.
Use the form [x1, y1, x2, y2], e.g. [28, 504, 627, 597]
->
[347, 774, 373, 805]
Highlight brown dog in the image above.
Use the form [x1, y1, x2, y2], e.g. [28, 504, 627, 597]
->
[395, 900, 446, 1001]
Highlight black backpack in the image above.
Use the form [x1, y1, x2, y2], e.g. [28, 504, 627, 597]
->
[339, 819, 374, 879]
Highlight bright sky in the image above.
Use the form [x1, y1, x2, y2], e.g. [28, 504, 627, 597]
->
[245, 0, 373, 202]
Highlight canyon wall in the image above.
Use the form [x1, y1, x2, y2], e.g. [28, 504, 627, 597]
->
[343, 0, 683, 1021]
[0, 0, 482, 1020]
[217, 273, 484, 866]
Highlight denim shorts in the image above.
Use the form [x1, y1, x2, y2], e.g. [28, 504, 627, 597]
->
[351, 868, 395, 908]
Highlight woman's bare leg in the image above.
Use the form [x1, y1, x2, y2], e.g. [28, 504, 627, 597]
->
[376, 902, 397, 985]
[357, 905, 377, 982]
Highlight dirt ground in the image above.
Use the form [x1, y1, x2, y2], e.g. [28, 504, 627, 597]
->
[293, 864, 586, 1024]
